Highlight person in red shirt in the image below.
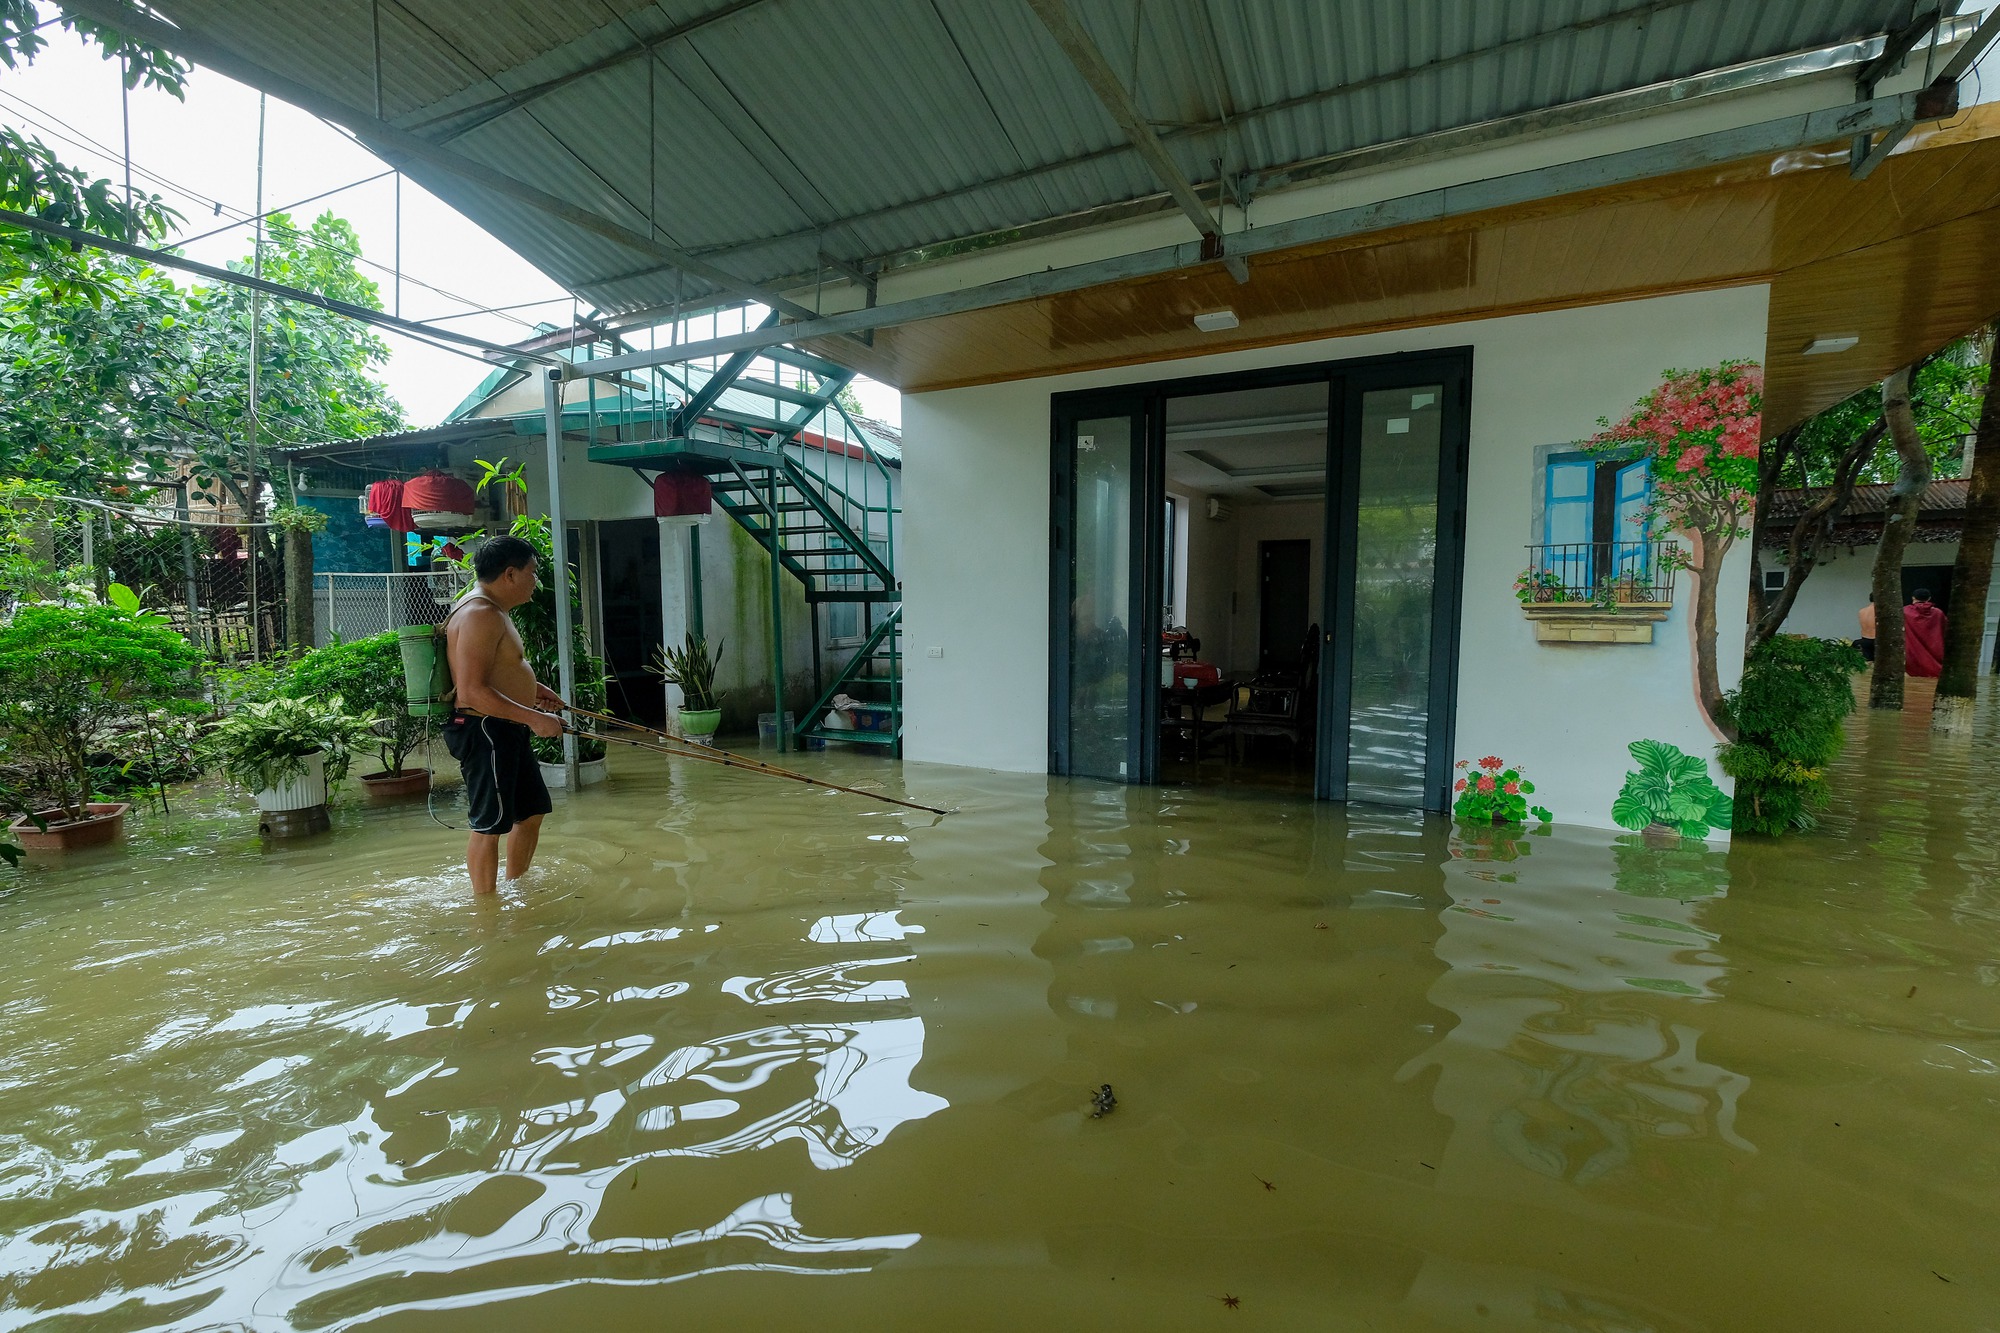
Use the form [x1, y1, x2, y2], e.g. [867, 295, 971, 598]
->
[1903, 589, 1947, 678]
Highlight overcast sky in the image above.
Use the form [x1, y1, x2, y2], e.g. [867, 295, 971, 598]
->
[0, 30, 901, 429]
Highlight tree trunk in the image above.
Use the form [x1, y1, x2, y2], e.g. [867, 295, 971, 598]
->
[1692, 526, 1734, 739]
[1870, 367, 1930, 709]
[1754, 421, 1886, 646]
[284, 525, 314, 651]
[1935, 340, 2000, 732]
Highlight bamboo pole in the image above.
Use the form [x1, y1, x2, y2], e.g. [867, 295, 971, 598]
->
[559, 705, 948, 815]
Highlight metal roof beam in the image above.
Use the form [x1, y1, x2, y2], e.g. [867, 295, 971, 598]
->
[60, 0, 825, 325]
[1020, 0, 1245, 281]
[408, 0, 779, 142]
[565, 89, 1942, 382]
[1852, 3, 1999, 179]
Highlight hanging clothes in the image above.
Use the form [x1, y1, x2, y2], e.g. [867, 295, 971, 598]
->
[364, 478, 414, 532]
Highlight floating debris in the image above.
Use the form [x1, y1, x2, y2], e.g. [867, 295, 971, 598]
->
[1089, 1083, 1117, 1118]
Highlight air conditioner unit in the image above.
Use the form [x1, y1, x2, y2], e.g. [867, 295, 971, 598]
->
[1206, 496, 1232, 522]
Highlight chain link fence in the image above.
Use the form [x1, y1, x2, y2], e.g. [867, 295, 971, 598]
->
[3, 496, 278, 660]
[316, 570, 464, 644]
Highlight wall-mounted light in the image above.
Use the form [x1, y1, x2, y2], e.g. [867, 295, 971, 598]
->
[1801, 334, 1860, 356]
[1193, 309, 1239, 333]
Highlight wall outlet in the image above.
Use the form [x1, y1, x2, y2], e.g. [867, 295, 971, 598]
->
[926, 646, 943, 658]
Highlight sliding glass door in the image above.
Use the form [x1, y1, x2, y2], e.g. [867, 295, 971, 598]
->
[1051, 352, 1467, 811]
[1050, 399, 1157, 782]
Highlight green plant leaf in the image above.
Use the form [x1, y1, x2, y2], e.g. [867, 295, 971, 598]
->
[1704, 789, 1734, 830]
[1610, 791, 1654, 830]
[1627, 738, 1682, 778]
[1677, 818, 1711, 839]
[106, 582, 140, 615]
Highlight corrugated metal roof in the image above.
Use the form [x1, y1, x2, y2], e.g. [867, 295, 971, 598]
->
[143, 0, 1924, 317]
[1763, 477, 1971, 522]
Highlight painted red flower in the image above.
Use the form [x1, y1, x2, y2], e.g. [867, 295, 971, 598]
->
[1503, 781, 1520, 795]
[1479, 756, 1504, 770]
[1476, 776, 1496, 794]
[1455, 759, 1469, 769]
[1454, 778, 1467, 792]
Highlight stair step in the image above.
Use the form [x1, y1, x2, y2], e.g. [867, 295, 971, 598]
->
[797, 727, 898, 747]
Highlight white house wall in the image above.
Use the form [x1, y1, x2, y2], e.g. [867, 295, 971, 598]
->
[902, 286, 1766, 834]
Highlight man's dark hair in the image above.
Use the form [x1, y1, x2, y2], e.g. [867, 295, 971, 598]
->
[474, 534, 538, 584]
[1914, 588, 1932, 602]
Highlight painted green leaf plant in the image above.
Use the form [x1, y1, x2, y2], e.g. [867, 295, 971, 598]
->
[1610, 739, 1732, 840]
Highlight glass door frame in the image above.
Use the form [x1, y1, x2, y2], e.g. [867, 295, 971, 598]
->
[1048, 393, 1162, 781]
[1048, 348, 1470, 810]
[1317, 351, 1473, 810]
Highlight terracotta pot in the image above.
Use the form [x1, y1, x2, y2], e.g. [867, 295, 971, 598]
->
[9, 802, 130, 852]
[1641, 820, 1684, 850]
[359, 768, 432, 801]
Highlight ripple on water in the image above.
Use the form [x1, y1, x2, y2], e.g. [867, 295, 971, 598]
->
[2, 727, 2000, 1326]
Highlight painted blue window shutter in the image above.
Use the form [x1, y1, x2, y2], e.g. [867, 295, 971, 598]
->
[1613, 459, 1652, 581]
[1544, 456, 1595, 587]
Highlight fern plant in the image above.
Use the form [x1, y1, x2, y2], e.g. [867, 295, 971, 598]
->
[1610, 739, 1732, 840]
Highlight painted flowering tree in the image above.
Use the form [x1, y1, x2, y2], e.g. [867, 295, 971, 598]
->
[1584, 362, 1761, 737]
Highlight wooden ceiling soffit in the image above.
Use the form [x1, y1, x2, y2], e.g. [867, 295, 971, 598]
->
[804, 106, 2000, 398]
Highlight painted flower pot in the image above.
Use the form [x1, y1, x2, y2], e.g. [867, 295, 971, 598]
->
[538, 757, 609, 790]
[359, 767, 432, 801]
[678, 708, 723, 738]
[255, 750, 328, 813]
[9, 802, 130, 852]
[1641, 821, 1684, 850]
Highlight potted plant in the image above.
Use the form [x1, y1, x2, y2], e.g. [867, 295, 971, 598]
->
[0, 593, 204, 851]
[1512, 567, 1570, 604]
[286, 632, 434, 799]
[651, 632, 726, 739]
[1451, 755, 1552, 827]
[204, 696, 377, 833]
[1610, 738, 1733, 847]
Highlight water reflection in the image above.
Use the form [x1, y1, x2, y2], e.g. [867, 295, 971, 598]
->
[1402, 831, 1752, 1200]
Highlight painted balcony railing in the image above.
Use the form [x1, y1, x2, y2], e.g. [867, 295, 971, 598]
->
[1520, 540, 1681, 605]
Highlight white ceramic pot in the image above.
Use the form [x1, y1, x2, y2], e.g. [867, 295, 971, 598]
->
[538, 757, 609, 790]
[255, 750, 329, 811]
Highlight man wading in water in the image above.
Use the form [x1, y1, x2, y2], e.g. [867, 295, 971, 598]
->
[443, 535, 566, 895]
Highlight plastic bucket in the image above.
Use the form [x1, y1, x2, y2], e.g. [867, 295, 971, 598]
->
[396, 624, 445, 717]
[757, 711, 796, 747]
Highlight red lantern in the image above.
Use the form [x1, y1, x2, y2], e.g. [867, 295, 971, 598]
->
[653, 471, 712, 517]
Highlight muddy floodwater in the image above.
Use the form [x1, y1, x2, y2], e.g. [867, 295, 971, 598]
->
[3, 701, 1999, 1331]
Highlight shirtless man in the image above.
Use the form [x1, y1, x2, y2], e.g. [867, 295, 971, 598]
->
[443, 534, 566, 895]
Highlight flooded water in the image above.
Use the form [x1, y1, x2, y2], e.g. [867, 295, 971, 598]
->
[3, 698, 1999, 1331]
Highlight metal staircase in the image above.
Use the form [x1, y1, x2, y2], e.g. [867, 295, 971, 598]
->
[580, 324, 903, 753]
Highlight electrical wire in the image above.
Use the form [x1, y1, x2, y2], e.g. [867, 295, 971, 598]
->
[0, 88, 553, 331]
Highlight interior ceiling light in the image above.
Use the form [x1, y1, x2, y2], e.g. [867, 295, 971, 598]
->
[1801, 334, 1860, 356]
[1193, 309, 1239, 333]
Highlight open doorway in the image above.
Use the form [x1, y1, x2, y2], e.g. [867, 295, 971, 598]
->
[1159, 381, 1328, 793]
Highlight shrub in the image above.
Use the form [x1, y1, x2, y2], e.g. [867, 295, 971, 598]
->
[1717, 635, 1863, 835]
[0, 595, 205, 823]
[286, 632, 428, 775]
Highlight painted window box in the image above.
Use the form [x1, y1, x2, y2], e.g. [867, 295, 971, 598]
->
[1517, 540, 1680, 643]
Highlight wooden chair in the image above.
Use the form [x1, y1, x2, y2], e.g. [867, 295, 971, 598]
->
[1226, 624, 1320, 758]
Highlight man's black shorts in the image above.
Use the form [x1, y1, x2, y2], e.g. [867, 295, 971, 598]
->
[443, 711, 552, 835]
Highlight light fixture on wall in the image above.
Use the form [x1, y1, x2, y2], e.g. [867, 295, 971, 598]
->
[1193, 309, 1239, 333]
[1801, 334, 1860, 356]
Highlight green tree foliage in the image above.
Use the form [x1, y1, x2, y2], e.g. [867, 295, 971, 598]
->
[0, 2, 185, 295]
[1716, 635, 1864, 835]
[285, 632, 428, 776]
[1783, 344, 1988, 487]
[0, 596, 205, 823]
[0, 212, 406, 493]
